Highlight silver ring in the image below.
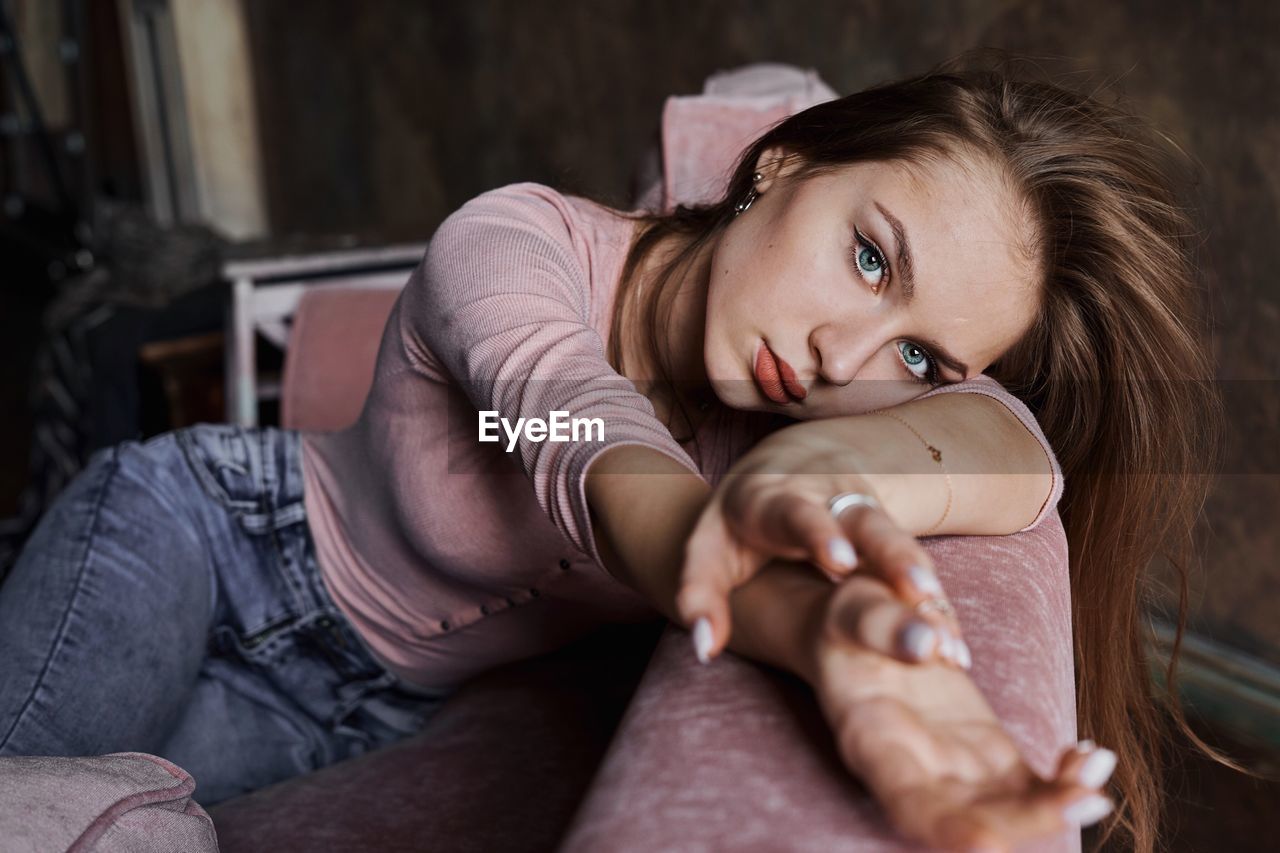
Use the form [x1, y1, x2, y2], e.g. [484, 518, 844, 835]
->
[914, 597, 955, 618]
[828, 492, 881, 520]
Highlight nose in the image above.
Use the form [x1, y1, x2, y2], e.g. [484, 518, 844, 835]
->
[810, 323, 872, 388]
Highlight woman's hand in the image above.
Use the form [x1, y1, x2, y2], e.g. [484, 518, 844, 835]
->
[811, 571, 1117, 851]
[676, 435, 971, 668]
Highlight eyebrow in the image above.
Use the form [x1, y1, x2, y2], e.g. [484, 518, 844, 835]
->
[874, 201, 971, 380]
[875, 202, 917, 305]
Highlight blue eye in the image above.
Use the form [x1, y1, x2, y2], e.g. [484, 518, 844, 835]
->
[851, 227, 888, 290]
[897, 341, 939, 386]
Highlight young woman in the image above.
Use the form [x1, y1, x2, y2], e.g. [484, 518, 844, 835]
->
[0, 57, 1234, 851]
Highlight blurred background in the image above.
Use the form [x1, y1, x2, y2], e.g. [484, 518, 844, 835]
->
[0, 1, 1276, 849]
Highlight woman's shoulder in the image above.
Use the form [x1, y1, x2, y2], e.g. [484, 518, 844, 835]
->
[442, 181, 630, 241]
[453, 179, 569, 212]
[421, 183, 587, 285]
[419, 182, 638, 314]
[430, 182, 639, 292]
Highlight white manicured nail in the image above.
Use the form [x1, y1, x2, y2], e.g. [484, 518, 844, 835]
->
[899, 621, 938, 660]
[907, 564, 943, 596]
[1078, 747, 1117, 788]
[828, 538, 857, 570]
[938, 630, 960, 665]
[692, 617, 713, 665]
[954, 637, 972, 670]
[1062, 794, 1113, 827]
[1074, 739, 1097, 753]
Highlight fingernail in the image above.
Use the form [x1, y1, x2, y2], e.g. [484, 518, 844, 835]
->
[898, 620, 938, 661]
[692, 617, 713, 665]
[1074, 739, 1097, 753]
[940, 631, 971, 670]
[1078, 747, 1117, 789]
[1062, 793, 1113, 827]
[907, 564, 943, 597]
[828, 537, 857, 570]
[938, 630, 960, 666]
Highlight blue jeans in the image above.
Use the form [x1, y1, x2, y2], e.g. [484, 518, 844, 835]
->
[0, 424, 452, 806]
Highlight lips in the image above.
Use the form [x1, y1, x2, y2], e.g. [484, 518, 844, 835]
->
[754, 341, 807, 405]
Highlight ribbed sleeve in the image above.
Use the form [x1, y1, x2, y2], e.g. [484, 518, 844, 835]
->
[395, 183, 704, 571]
[917, 375, 1065, 532]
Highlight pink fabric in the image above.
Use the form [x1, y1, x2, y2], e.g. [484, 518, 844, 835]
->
[564, 516, 1078, 852]
[0, 752, 218, 852]
[281, 287, 403, 432]
[302, 187, 684, 690]
[653, 63, 840, 213]
[301, 181, 1064, 694]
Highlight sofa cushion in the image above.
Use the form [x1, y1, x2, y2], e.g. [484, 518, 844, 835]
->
[0, 752, 218, 853]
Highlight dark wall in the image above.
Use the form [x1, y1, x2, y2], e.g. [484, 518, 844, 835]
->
[242, 0, 1280, 663]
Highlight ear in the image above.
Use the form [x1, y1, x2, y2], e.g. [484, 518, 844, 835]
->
[752, 145, 805, 194]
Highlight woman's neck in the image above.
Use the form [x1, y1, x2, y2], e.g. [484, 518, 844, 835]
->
[616, 224, 719, 437]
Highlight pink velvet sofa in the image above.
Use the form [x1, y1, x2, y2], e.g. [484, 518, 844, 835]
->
[204, 284, 1081, 853]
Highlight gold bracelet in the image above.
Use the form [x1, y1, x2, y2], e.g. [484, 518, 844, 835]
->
[871, 409, 952, 536]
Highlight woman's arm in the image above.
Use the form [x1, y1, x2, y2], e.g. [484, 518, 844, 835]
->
[398, 183, 711, 573]
[589, 386, 1060, 664]
[584, 444, 711, 622]
[584, 438, 975, 680]
[585, 443, 825, 680]
[588, 390, 1056, 604]
[764, 390, 1058, 538]
[587, 447, 1111, 851]
[585, 388, 1056, 621]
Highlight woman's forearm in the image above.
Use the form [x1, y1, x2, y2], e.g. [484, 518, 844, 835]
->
[584, 444, 711, 623]
[585, 443, 827, 683]
[581, 390, 1052, 681]
[723, 558, 829, 685]
[762, 393, 1055, 537]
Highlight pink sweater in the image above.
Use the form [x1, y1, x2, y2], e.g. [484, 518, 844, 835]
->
[300, 182, 1064, 692]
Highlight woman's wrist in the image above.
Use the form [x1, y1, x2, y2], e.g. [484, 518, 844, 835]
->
[752, 420, 957, 537]
[754, 424, 945, 538]
[852, 469, 948, 538]
[720, 557, 835, 687]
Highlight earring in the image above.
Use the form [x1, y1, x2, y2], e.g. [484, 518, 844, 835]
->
[733, 172, 763, 217]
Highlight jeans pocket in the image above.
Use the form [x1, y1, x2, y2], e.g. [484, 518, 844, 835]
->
[211, 608, 306, 667]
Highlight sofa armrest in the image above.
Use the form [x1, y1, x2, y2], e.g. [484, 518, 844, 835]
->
[0, 752, 217, 853]
[560, 513, 1080, 852]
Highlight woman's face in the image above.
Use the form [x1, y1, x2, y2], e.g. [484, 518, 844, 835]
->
[703, 149, 1042, 417]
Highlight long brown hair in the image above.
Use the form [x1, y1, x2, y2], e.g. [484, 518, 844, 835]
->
[606, 52, 1254, 852]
